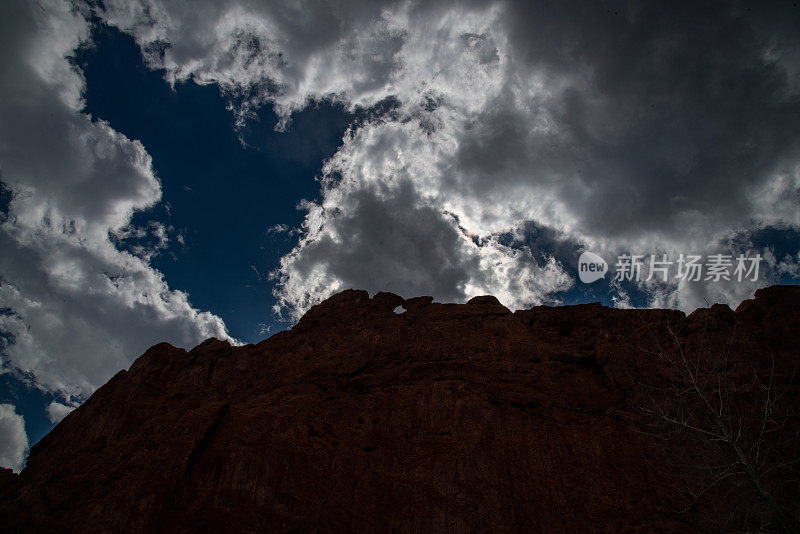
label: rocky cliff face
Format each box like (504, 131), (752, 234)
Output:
(1, 286), (798, 533)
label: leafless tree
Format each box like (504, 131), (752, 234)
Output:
(632, 316), (800, 532)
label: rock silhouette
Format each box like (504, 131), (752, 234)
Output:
(1, 286), (798, 532)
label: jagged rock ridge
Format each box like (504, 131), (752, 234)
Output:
(1, 286), (799, 532)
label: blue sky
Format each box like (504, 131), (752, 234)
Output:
(78, 22), (350, 343)
(1, 0), (799, 471)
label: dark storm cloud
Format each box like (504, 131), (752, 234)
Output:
(449, 0), (800, 240)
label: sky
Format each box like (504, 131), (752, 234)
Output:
(0, 0), (799, 472)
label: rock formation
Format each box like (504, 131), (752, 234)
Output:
(1, 286), (798, 532)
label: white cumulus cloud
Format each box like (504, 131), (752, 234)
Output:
(46, 401), (77, 424)
(0, 0), (235, 408)
(0, 404), (28, 473)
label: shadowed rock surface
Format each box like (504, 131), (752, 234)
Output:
(1, 286), (799, 532)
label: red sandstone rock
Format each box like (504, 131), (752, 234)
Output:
(1, 286), (798, 532)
